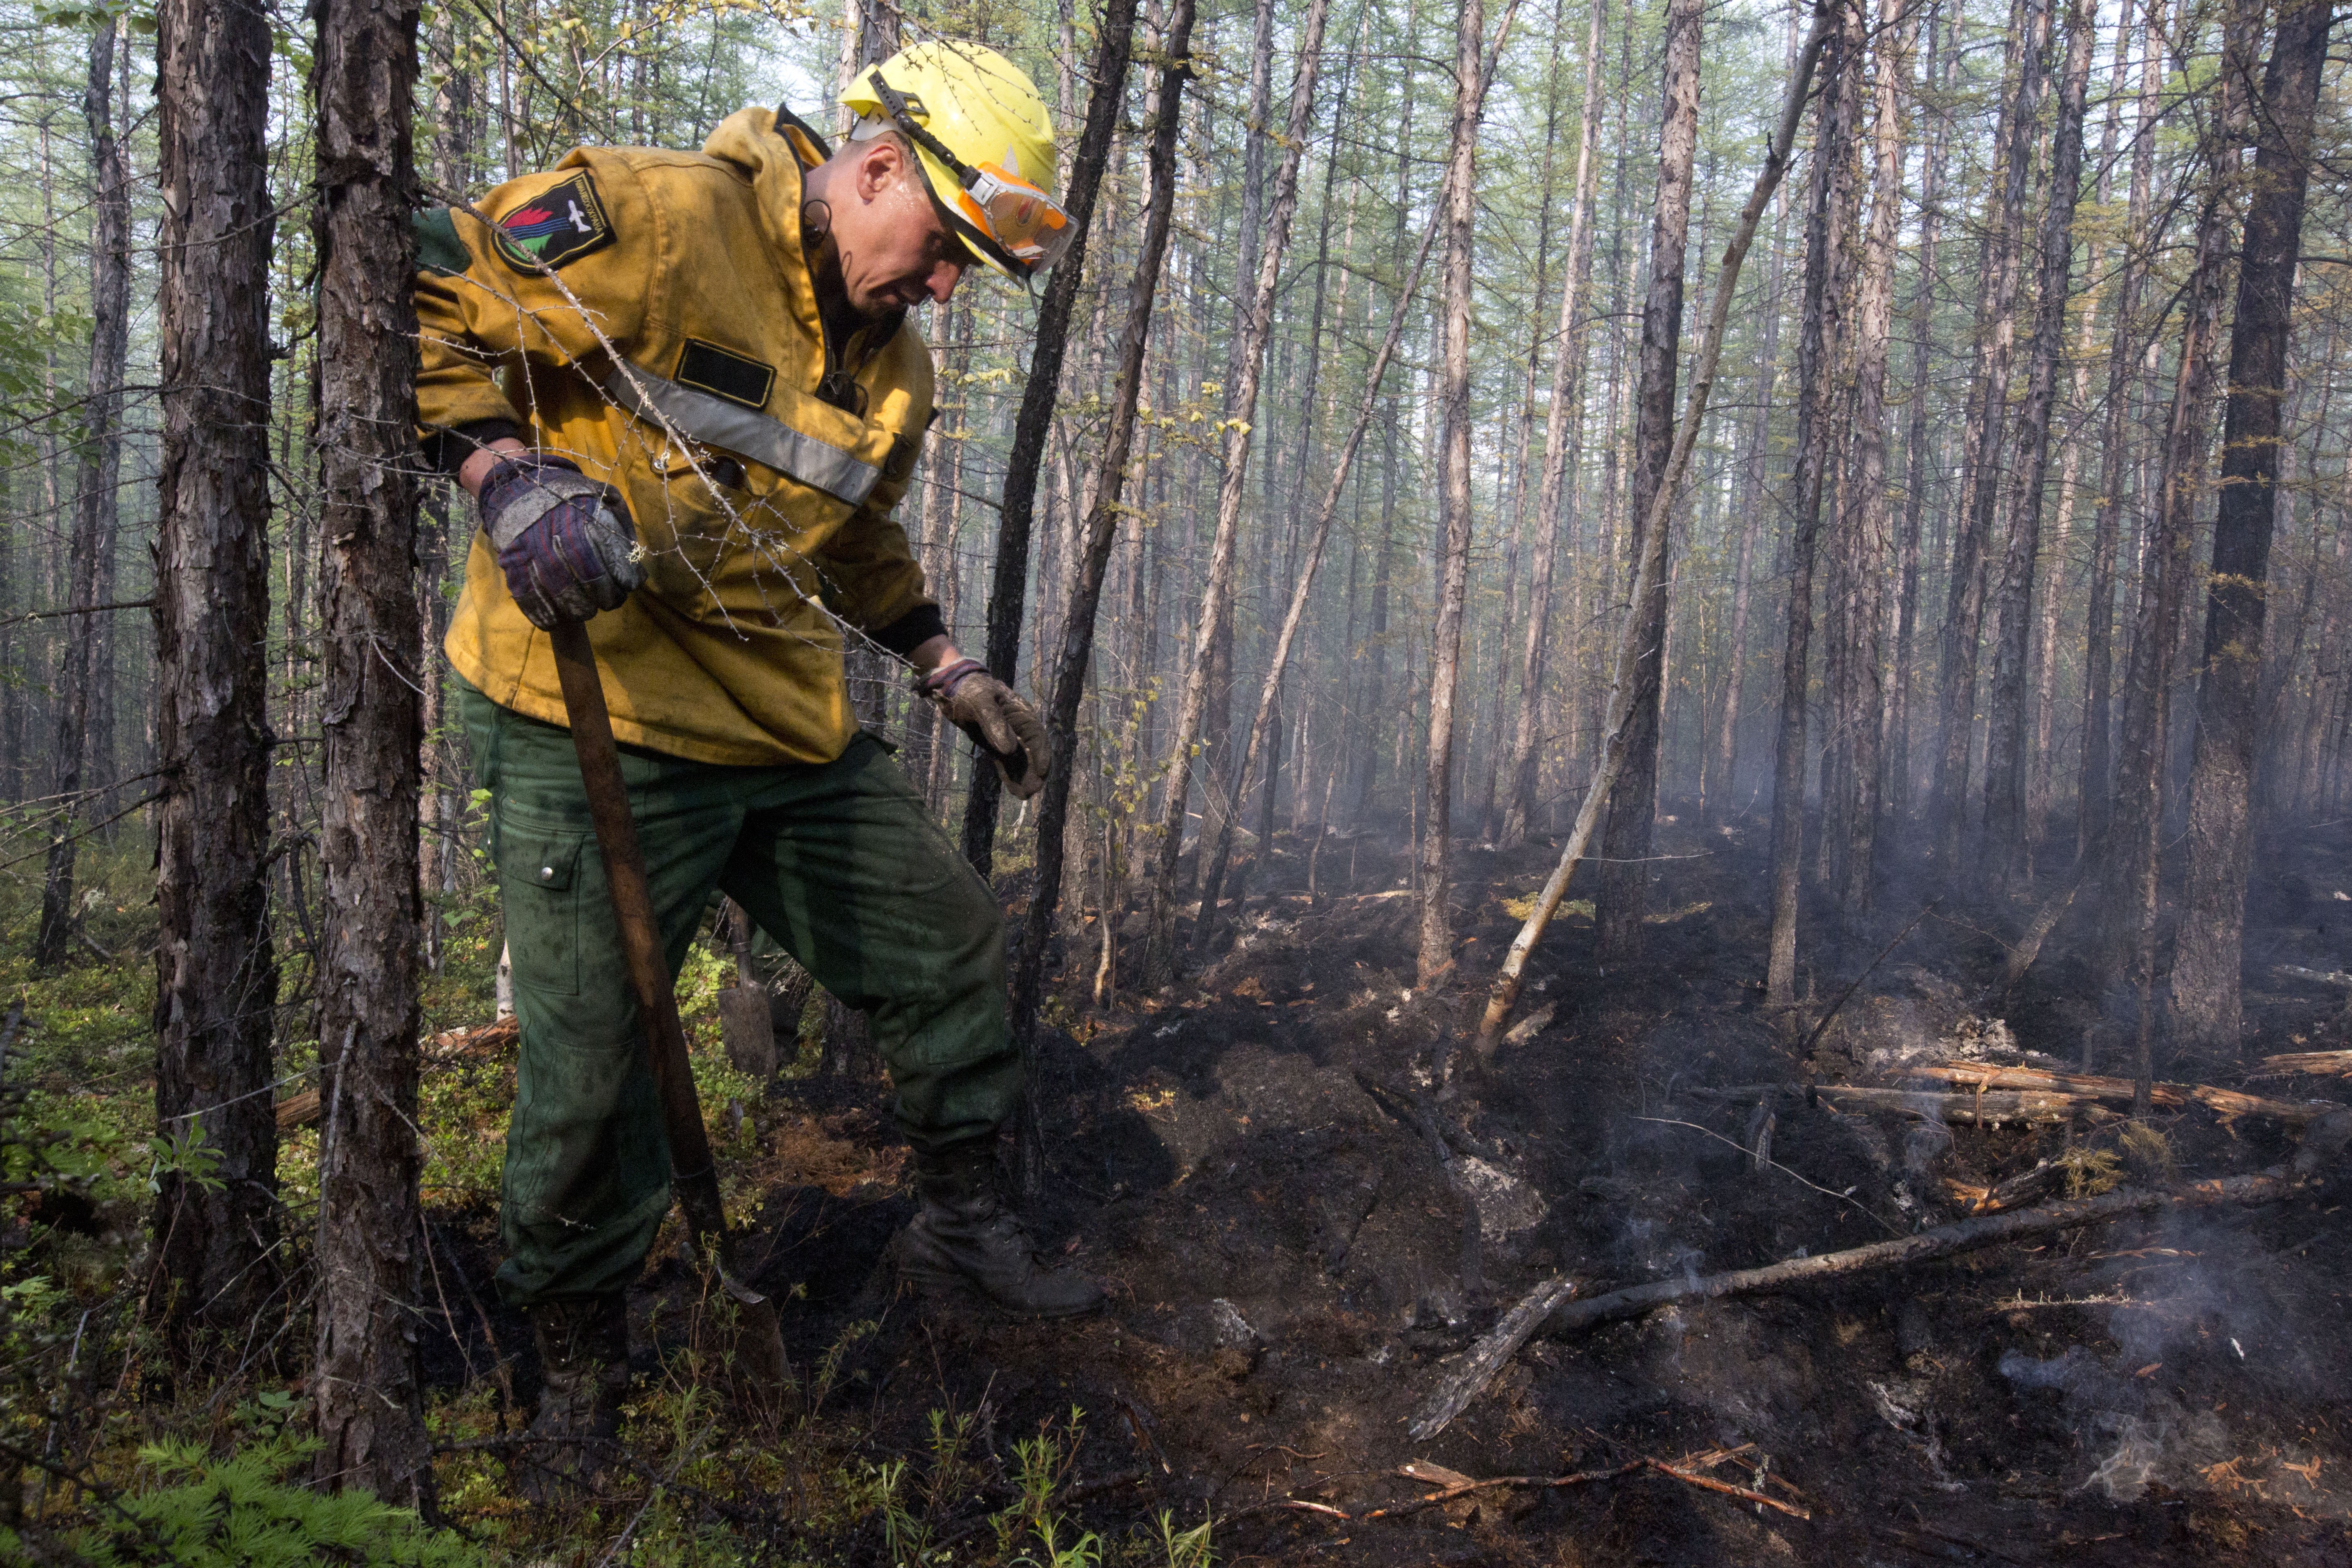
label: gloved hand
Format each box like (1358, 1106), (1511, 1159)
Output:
(921, 658), (1051, 799)
(477, 453), (644, 629)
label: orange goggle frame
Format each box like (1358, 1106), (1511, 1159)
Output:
(866, 70), (1075, 279)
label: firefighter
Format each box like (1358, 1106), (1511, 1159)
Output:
(413, 40), (1104, 1470)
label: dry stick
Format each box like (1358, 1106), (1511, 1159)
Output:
(1795, 899), (1936, 1055)
(1222, 1456), (1805, 1528)
(1476, 6), (1832, 1058)
(1411, 1163), (2313, 1440)
(1549, 1165), (2303, 1335)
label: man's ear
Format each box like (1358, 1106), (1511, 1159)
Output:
(853, 137), (909, 203)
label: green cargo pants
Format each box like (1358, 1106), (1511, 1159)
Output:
(458, 682), (1019, 1306)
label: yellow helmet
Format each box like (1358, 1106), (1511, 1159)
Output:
(840, 41), (1071, 281)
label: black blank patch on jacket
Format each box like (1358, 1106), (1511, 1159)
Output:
(676, 340), (777, 411)
(492, 172), (615, 272)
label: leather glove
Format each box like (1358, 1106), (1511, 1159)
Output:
(921, 658), (1051, 799)
(477, 452), (644, 629)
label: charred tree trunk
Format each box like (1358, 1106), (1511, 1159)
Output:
(1766, 0), (1862, 1008)
(1501, 0), (1608, 849)
(2171, 0), (2336, 1061)
(310, 0), (430, 1504)
(1980, 0), (2094, 884)
(33, 22), (129, 970)
(1007, 0), (1195, 1187)
(960, 0), (1143, 877)
(152, 0), (280, 1364)
(1591, 0), (1702, 964)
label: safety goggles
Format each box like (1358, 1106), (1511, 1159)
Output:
(864, 70), (1076, 279)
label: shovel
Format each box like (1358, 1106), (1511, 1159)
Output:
(546, 619), (793, 1409)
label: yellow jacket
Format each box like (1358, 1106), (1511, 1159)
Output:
(417, 107), (939, 766)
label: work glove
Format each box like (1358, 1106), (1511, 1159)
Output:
(921, 658), (1051, 800)
(477, 452), (644, 630)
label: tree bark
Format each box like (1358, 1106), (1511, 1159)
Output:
(310, 0), (430, 1505)
(1591, 0), (1702, 966)
(1980, 0), (2094, 884)
(1501, 0), (1608, 848)
(1766, 0), (1863, 1007)
(1006, 0), (1195, 1185)
(152, 0), (280, 1365)
(1139, 0), (1331, 984)
(960, 0), (1143, 876)
(2171, 0), (2336, 1060)
(33, 22), (129, 971)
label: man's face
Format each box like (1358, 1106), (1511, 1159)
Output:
(826, 138), (970, 319)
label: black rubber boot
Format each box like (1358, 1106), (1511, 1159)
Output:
(518, 1294), (629, 1501)
(894, 1143), (1105, 1319)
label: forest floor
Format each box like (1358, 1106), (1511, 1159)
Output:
(445, 808), (2352, 1564)
(12, 811), (2352, 1564)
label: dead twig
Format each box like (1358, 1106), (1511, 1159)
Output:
(1797, 901), (1938, 1056)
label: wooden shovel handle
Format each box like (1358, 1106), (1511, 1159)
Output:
(546, 620), (744, 1282)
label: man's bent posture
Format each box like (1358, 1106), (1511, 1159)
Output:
(413, 42), (1101, 1475)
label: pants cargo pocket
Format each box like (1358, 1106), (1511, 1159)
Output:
(498, 813), (589, 998)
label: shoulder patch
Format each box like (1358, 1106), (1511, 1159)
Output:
(412, 207), (472, 275)
(492, 172), (615, 272)
(675, 339), (777, 410)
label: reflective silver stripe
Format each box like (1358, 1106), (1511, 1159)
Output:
(604, 362), (880, 507)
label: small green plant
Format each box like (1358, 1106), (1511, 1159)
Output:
(42, 1426), (484, 1568)
(1149, 1510), (1215, 1568)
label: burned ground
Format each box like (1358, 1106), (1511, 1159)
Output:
(425, 816), (2352, 1564)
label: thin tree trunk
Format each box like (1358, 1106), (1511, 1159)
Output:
(1830, 0), (1914, 909)
(153, 0), (281, 1365)
(310, 0), (430, 1503)
(2080, 0), (2166, 856)
(1006, 0), (1195, 1188)
(1591, 0), (1703, 967)
(1887, 0), (1959, 828)
(34, 21), (129, 970)
(1929, 0), (2044, 866)
(2106, 160), (2236, 1102)
(1415, 0), (1499, 982)
(1501, 0), (1608, 849)
(959, 0), (1143, 876)
(1139, 0), (1331, 984)
(2171, 0), (2336, 1060)
(1766, 0), (1864, 1008)
(1980, 0), (2093, 884)
(1482, 7), (1833, 1050)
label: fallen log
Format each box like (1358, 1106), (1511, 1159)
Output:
(2275, 964), (2352, 991)
(1409, 1163), (2316, 1440)
(1908, 1063), (2187, 1108)
(1810, 1085), (2096, 1124)
(2253, 1049), (2352, 1079)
